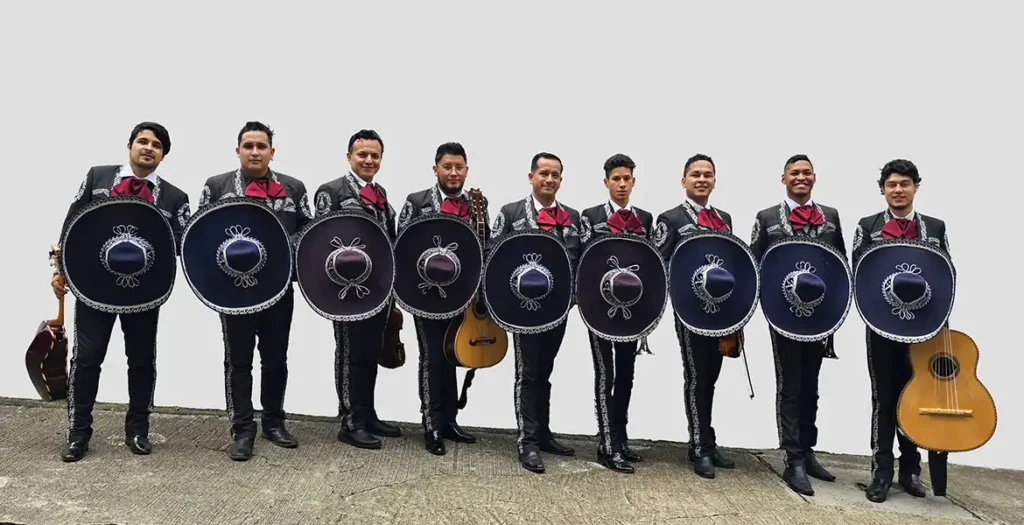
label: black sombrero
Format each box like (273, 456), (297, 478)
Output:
(295, 209), (395, 322)
(575, 234), (668, 342)
(181, 196), (293, 315)
(482, 229), (573, 334)
(854, 238), (955, 344)
(669, 231), (760, 337)
(60, 196), (177, 314)
(392, 213), (483, 320)
(759, 237), (852, 342)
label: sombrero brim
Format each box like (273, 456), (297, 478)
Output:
(669, 231), (760, 337)
(483, 229), (573, 334)
(60, 196), (177, 314)
(295, 210), (395, 322)
(393, 213), (483, 320)
(575, 234), (668, 341)
(854, 239), (955, 343)
(181, 197), (293, 315)
(759, 237), (852, 342)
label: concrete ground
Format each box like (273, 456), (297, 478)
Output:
(0, 397), (1020, 525)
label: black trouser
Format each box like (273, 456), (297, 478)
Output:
(334, 306), (388, 432)
(513, 321), (568, 454)
(413, 316), (460, 433)
(220, 287), (294, 439)
(675, 319), (724, 458)
(587, 330), (637, 454)
(866, 327), (926, 479)
(770, 328), (825, 467)
(66, 301), (160, 442)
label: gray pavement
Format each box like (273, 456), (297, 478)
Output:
(0, 397), (1019, 525)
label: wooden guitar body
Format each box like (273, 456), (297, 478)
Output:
(443, 297), (508, 369)
(26, 245), (69, 402)
(897, 327), (997, 453)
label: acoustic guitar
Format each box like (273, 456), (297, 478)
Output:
(897, 326), (997, 453)
(443, 188), (508, 370)
(25, 245), (69, 402)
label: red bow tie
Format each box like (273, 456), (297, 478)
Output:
(789, 205), (824, 229)
(696, 208), (728, 232)
(245, 179), (286, 199)
(111, 177), (154, 203)
(607, 208), (643, 234)
(881, 217), (918, 240)
(537, 206), (571, 231)
(359, 183), (386, 209)
(440, 197), (469, 219)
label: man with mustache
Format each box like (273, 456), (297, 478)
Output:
(851, 159), (951, 503)
(54, 121), (190, 462)
(198, 121), (314, 460)
(395, 142), (490, 455)
(492, 152), (581, 473)
(651, 153), (739, 479)
(749, 154), (846, 495)
(313, 129), (402, 450)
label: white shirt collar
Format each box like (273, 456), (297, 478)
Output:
(686, 198), (708, 211)
(533, 195), (557, 212)
(889, 209), (917, 221)
(786, 197), (813, 210)
(117, 164), (159, 184)
(438, 184), (466, 199)
(609, 200), (632, 212)
(349, 170), (371, 188)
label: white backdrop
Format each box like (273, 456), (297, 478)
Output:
(2, 2), (1020, 470)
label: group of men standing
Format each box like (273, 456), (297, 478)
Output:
(51, 120), (957, 505)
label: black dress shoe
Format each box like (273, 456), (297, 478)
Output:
(519, 450), (545, 473)
(540, 437), (575, 456)
(229, 436), (254, 461)
(693, 456), (715, 479)
(61, 441), (89, 462)
(620, 442), (642, 462)
(425, 431), (446, 456)
(783, 465), (815, 496)
(125, 434), (152, 455)
(865, 476), (892, 503)
(262, 426), (298, 448)
(898, 473), (926, 498)
(367, 418), (402, 438)
(710, 449), (735, 469)
(442, 422), (476, 443)
(338, 428), (382, 449)
(598, 450), (635, 473)
(805, 451), (835, 482)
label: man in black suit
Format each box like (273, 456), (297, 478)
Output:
(578, 153), (653, 473)
(312, 129), (402, 450)
(198, 121), (314, 460)
(852, 159), (951, 503)
(492, 152), (581, 473)
(749, 154), (845, 495)
(652, 153), (739, 479)
(54, 121), (191, 462)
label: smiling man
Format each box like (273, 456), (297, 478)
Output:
(749, 154), (846, 496)
(312, 129), (402, 451)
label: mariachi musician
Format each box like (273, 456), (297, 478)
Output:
(578, 153), (666, 473)
(749, 154), (846, 495)
(490, 151), (580, 473)
(189, 120), (313, 460)
(655, 154), (760, 479)
(393, 142), (488, 455)
(851, 159), (953, 503)
(55, 121), (187, 462)
(312, 129), (402, 449)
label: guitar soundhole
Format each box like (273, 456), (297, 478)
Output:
(473, 299), (488, 317)
(929, 354), (959, 381)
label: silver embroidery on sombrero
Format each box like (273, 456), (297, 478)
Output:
(416, 235), (461, 299)
(509, 253), (553, 311)
(882, 263), (931, 320)
(782, 261), (825, 317)
(691, 254), (732, 314)
(99, 225), (155, 289)
(600, 255), (642, 320)
(216, 225), (267, 288)
(325, 236), (373, 300)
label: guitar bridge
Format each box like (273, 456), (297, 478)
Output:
(470, 337), (496, 346)
(919, 408), (973, 417)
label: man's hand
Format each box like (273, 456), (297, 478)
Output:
(51, 273), (67, 299)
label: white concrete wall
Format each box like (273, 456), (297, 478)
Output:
(2, 1), (1020, 470)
